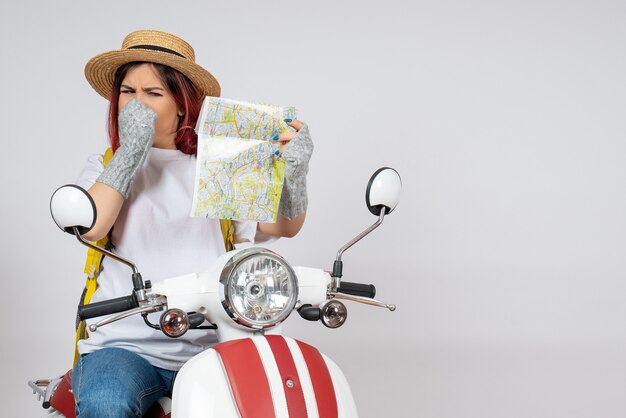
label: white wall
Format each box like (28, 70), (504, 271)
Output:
(2, 0), (625, 417)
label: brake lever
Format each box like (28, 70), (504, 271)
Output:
(330, 292), (396, 311)
(88, 297), (166, 332)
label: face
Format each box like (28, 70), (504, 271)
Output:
(118, 63), (182, 149)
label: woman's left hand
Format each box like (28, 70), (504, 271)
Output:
(273, 119), (305, 153)
(274, 119), (314, 220)
(258, 119), (313, 237)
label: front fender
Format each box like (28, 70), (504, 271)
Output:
(172, 336), (358, 418)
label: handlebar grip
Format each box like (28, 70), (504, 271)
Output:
(338, 282), (376, 298)
(78, 295), (138, 320)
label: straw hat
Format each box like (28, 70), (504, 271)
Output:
(84, 29), (220, 99)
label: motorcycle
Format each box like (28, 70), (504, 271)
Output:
(29, 167), (402, 417)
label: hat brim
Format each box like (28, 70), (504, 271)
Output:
(85, 49), (221, 100)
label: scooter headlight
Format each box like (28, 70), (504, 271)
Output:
(220, 248), (298, 329)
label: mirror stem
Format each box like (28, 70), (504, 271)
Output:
(73, 227), (148, 302)
(331, 210), (386, 291)
(73, 227), (139, 274)
(335, 210), (386, 262)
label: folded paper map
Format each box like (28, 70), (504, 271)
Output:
(197, 97), (297, 141)
(191, 97), (297, 222)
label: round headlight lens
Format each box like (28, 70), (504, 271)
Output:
(220, 248), (298, 328)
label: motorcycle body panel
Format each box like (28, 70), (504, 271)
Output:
(151, 258), (333, 342)
(170, 348), (240, 417)
(172, 336), (358, 418)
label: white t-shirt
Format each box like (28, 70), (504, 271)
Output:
(75, 147), (258, 370)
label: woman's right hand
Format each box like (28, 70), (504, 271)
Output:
(82, 100), (157, 241)
(96, 99), (157, 199)
(118, 99), (157, 153)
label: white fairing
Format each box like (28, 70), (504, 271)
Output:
(172, 339), (358, 418)
(294, 266), (332, 306)
(367, 168), (402, 213)
(152, 248), (356, 417)
(50, 185), (95, 231)
(151, 249), (332, 341)
(323, 353), (359, 417)
(171, 349), (240, 417)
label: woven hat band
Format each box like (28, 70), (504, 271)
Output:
(127, 45), (186, 59)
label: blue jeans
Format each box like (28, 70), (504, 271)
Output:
(72, 347), (177, 418)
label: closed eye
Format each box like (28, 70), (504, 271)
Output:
(120, 84), (135, 94)
(144, 87), (165, 97)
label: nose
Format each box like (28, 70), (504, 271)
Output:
(134, 92), (148, 105)
(123, 94), (153, 111)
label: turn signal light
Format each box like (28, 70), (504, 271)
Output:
(320, 300), (348, 328)
(159, 308), (190, 338)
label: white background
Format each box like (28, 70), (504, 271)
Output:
(2, 1), (626, 417)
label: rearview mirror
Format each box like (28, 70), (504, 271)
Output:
(365, 167), (402, 216)
(331, 167), (402, 291)
(50, 185), (97, 235)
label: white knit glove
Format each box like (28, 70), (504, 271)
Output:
(96, 99), (157, 198)
(279, 123), (313, 219)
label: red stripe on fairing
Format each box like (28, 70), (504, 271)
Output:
(297, 340), (338, 418)
(266, 336), (308, 417)
(214, 339), (276, 418)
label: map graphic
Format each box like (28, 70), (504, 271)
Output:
(191, 97), (297, 222)
(197, 97), (297, 141)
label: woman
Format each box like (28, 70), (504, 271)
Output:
(71, 30), (313, 417)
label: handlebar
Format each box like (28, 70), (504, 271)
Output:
(337, 281), (376, 299)
(78, 295), (138, 320)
